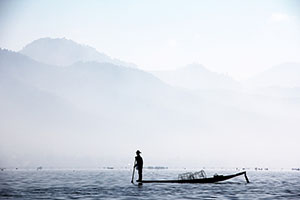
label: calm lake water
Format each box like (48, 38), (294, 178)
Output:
(0, 169), (300, 199)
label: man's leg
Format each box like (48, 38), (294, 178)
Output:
(138, 169), (142, 181)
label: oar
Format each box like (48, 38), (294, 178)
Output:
(131, 163), (135, 184)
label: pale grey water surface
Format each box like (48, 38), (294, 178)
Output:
(0, 169), (300, 199)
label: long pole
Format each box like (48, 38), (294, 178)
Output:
(244, 172), (250, 183)
(131, 162), (135, 184)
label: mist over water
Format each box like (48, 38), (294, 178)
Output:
(0, 38), (300, 169)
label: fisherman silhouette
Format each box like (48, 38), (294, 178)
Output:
(134, 150), (143, 182)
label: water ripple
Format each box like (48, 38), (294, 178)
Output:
(0, 170), (300, 199)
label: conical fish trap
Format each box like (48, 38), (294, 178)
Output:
(178, 170), (206, 180)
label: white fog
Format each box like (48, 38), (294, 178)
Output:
(0, 1), (300, 170)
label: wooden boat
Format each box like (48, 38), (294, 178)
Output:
(138, 171), (249, 184)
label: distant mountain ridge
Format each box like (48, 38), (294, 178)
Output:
(20, 37), (137, 68)
(245, 63), (300, 88)
(151, 63), (240, 90)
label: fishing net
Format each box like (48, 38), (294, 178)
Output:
(178, 170), (207, 180)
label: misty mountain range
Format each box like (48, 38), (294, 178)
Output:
(151, 64), (241, 90)
(1, 38), (299, 168)
(20, 37), (137, 68)
(245, 62), (300, 88)
(13, 37), (300, 90)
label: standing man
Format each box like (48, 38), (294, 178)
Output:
(134, 150), (143, 182)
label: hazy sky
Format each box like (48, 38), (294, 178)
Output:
(0, 0), (299, 80)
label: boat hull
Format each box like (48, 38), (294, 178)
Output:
(139, 171), (249, 184)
